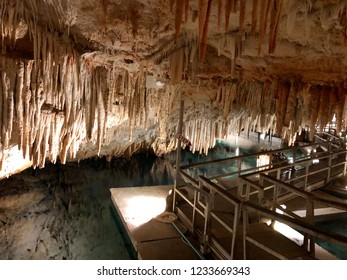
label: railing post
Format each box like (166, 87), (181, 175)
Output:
(271, 182), (278, 228)
(237, 178), (243, 198)
(191, 181), (201, 234)
(230, 203), (240, 259)
(237, 158), (242, 176)
(304, 163), (309, 191)
(293, 148), (296, 163)
(327, 154), (332, 183)
(175, 99), (185, 189)
(201, 187), (214, 255)
(242, 205), (248, 260)
(304, 199), (315, 257)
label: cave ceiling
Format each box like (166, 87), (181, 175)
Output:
(1, 0), (347, 176)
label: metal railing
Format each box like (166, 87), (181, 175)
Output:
(173, 136), (347, 259)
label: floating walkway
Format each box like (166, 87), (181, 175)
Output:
(111, 132), (347, 260)
(110, 186), (202, 260)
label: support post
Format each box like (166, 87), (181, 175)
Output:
(175, 99), (184, 185)
(173, 99), (185, 212)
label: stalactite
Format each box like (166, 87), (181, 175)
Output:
(15, 61), (24, 150)
(184, 0), (190, 22)
(286, 0), (298, 36)
(175, 0), (184, 42)
(239, 0), (246, 35)
(251, 0), (259, 36)
(225, 0), (232, 32)
(170, 0), (175, 12)
(283, 81), (297, 128)
(274, 80), (290, 136)
(0, 70), (3, 168)
(308, 85), (321, 140)
(339, 4), (347, 45)
(268, 0), (283, 54)
(1, 71), (10, 148)
(258, 0), (271, 55)
(96, 70), (106, 155)
(198, 0), (213, 61)
(336, 85), (347, 133)
(318, 86), (330, 132)
(218, 0), (222, 30)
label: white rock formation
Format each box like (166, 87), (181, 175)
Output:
(1, 0), (347, 177)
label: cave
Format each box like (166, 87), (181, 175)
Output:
(1, 0), (347, 260)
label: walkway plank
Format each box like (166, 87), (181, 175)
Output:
(110, 186), (201, 260)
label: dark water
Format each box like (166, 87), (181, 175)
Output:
(316, 218), (347, 259)
(0, 141), (248, 260)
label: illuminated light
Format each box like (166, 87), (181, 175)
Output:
(257, 154), (270, 170)
(155, 80), (165, 88)
(313, 159), (320, 164)
(235, 147), (240, 156)
(260, 133), (266, 140)
(124, 195), (166, 228)
(271, 221), (304, 246)
(275, 204), (286, 215)
(0, 145), (32, 178)
(332, 114), (336, 122)
(345, 186), (347, 190)
(313, 149), (317, 153)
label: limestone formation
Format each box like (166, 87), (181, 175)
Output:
(1, 0), (347, 177)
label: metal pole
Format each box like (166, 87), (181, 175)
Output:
(175, 99), (184, 186)
(173, 99), (184, 211)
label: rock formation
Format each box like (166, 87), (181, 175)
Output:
(1, 0), (347, 177)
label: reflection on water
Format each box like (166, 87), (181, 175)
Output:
(316, 218), (347, 259)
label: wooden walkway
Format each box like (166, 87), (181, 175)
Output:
(110, 186), (202, 260)
(110, 134), (347, 260)
(175, 136), (347, 260)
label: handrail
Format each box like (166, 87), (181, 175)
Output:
(200, 175), (241, 206)
(175, 136), (347, 259)
(243, 200), (347, 248)
(259, 174), (347, 211)
(238, 147), (346, 182)
(179, 170), (199, 186)
(181, 139), (344, 170)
